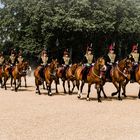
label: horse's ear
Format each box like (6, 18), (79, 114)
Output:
(55, 59), (57, 61)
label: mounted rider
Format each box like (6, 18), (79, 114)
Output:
(8, 49), (18, 75)
(17, 50), (24, 64)
(39, 49), (49, 82)
(9, 49), (17, 66)
(82, 44), (95, 81)
(62, 49), (71, 80)
(0, 51), (5, 72)
(130, 43), (140, 83)
(105, 42), (117, 82)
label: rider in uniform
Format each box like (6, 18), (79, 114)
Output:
(130, 43), (139, 83)
(105, 42), (117, 82)
(9, 49), (17, 75)
(0, 51), (5, 72)
(62, 49), (71, 80)
(9, 49), (17, 66)
(82, 44), (95, 81)
(39, 49), (49, 81)
(17, 50), (24, 64)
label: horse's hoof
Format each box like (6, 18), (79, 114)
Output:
(98, 100), (102, 103)
(118, 97), (122, 101)
(111, 93), (117, 96)
(77, 94), (81, 98)
(86, 98), (90, 101)
(49, 92), (52, 96)
(122, 93), (127, 97)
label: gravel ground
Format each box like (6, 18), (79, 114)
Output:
(0, 74), (140, 140)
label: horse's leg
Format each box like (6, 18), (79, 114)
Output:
(14, 78), (17, 92)
(138, 87), (140, 99)
(111, 81), (119, 96)
(11, 77), (13, 90)
(63, 80), (66, 93)
(55, 80), (58, 93)
(35, 78), (41, 95)
(71, 80), (75, 93)
(43, 81), (45, 89)
(76, 80), (80, 91)
(0, 77), (2, 88)
(122, 80), (129, 97)
(100, 85), (107, 98)
(97, 85), (102, 102)
(16, 78), (21, 91)
(118, 83), (122, 100)
(78, 81), (84, 99)
(86, 84), (91, 101)
(3, 76), (8, 90)
(24, 76), (27, 87)
(67, 80), (71, 94)
(48, 84), (52, 96)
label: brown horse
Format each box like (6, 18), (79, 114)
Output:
(10, 62), (29, 91)
(56, 64), (78, 94)
(20, 61), (31, 87)
(111, 57), (133, 100)
(75, 57), (107, 102)
(34, 59), (58, 95)
(135, 64), (140, 98)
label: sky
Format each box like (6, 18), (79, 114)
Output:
(0, 2), (4, 8)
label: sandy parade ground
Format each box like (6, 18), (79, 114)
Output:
(0, 73), (140, 140)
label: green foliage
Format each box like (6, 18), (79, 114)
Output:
(0, 0), (140, 60)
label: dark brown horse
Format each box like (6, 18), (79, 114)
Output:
(135, 64), (140, 98)
(111, 57), (133, 100)
(75, 57), (107, 102)
(56, 64), (78, 94)
(34, 59), (58, 95)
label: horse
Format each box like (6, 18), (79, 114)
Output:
(111, 57), (133, 100)
(10, 62), (29, 92)
(34, 59), (59, 95)
(135, 64), (140, 98)
(75, 57), (107, 102)
(56, 63), (78, 94)
(20, 61), (31, 87)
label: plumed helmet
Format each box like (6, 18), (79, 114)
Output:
(63, 49), (69, 56)
(132, 44), (138, 52)
(41, 49), (47, 56)
(18, 49), (22, 56)
(11, 49), (16, 55)
(87, 47), (92, 51)
(109, 44), (115, 51)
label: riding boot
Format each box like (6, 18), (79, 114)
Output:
(62, 66), (67, 81)
(82, 66), (89, 81)
(130, 70), (135, 83)
(106, 65), (112, 82)
(39, 66), (44, 83)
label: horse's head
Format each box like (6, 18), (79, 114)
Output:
(50, 59), (59, 70)
(125, 56), (134, 71)
(70, 63), (78, 71)
(118, 57), (133, 72)
(96, 57), (106, 71)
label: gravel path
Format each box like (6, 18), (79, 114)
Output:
(0, 75), (140, 140)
